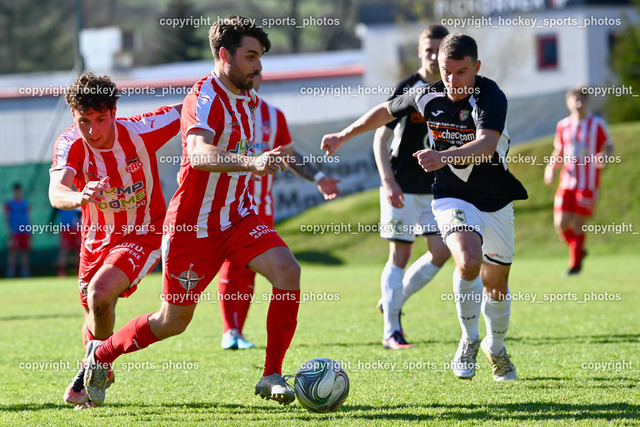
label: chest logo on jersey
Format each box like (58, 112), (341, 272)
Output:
(430, 126), (476, 147)
(97, 181), (146, 211)
(126, 156), (143, 173)
(459, 110), (470, 121)
(229, 138), (251, 156)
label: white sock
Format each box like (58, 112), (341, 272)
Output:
(381, 262), (404, 338)
(402, 256), (441, 304)
(452, 269), (482, 342)
(481, 291), (511, 355)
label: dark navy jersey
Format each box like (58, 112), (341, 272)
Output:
(388, 75), (528, 212)
(385, 73), (435, 194)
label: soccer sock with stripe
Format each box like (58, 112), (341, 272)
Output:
(481, 291), (511, 355)
(402, 255), (441, 304)
(452, 269), (482, 342)
(381, 262), (405, 338)
(263, 288), (299, 376)
(95, 313), (159, 365)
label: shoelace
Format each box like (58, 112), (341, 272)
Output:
(281, 374), (296, 392)
(459, 341), (477, 363)
(491, 352), (514, 375)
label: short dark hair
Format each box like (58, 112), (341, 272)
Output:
(439, 33), (478, 62)
(65, 72), (118, 113)
(12, 183), (22, 191)
(567, 86), (588, 100)
(208, 15), (271, 61)
(420, 25), (449, 41)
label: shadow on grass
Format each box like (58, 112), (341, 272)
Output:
(293, 251), (343, 265)
(0, 313), (81, 322)
(510, 334), (640, 345)
(3, 401), (638, 422)
(337, 402), (640, 422)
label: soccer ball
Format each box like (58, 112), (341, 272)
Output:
(294, 358), (349, 413)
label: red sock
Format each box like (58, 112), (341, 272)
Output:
(561, 229), (576, 246)
(85, 325), (112, 345)
(218, 261), (238, 332)
(218, 261), (256, 333)
(86, 325), (97, 342)
(263, 288), (300, 376)
(95, 313), (159, 365)
(571, 233), (586, 268)
(236, 269), (256, 334)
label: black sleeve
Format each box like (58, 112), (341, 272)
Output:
(384, 81), (410, 130)
(475, 80), (507, 133)
(387, 85), (425, 119)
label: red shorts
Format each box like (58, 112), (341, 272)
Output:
(162, 214), (287, 305)
(78, 233), (162, 308)
(554, 188), (597, 217)
(10, 233), (31, 251)
(60, 230), (81, 251)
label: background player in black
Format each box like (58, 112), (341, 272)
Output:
(373, 25), (450, 349)
(322, 34), (527, 381)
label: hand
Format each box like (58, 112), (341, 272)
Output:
(594, 151), (608, 170)
(317, 176), (341, 200)
(252, 146), (286, 175)
(321, 132), (345, 156)
(79, 176), (110, 206)
(413, 149), (445, 172)
(383, 179), (404, 208)
(543, 165), (556, 186)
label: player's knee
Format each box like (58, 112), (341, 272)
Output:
(430, 247), (450, 267)
(153, 311), (192, 338)
(87, 287), (115, 313)
(273, 258), (301, 291)
(457, 255), (482, 280)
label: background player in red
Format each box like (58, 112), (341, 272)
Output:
(50, 72), (181, 408)
(5, 183), (31, 278)
(217, 72), (341, 350)
(81, 16), (301, 407)
(372, 25), (451, 350)
(544, 87), (613, 275)
(51, 207), (82, 277)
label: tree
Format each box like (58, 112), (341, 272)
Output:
(606, 0), (640, 123)
(154, 0), (207, 64)
(0, 0), (74, 74)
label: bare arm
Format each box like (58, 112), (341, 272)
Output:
(414, 128), (501, 172)
(169, 103), (183, 115)
(281, 145), (341, 200)
(544, 145), (563, 185)
(49, 168), (110, 210)
(373, 126), (404, 208)
(187, 128), (284, 175)
(321, 102), (395, 156)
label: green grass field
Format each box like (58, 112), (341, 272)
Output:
(1, 123), (639, 425)
(1, 256), (639, 425)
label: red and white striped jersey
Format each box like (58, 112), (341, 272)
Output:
(51, 106), (180, 253)
(165, 72), (259, 237)
(250, 99), (294, 224)
(554, 114), (612, 191)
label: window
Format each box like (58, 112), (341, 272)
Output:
(537, 35), (558, 70)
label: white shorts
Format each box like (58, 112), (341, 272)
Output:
(432, 197), (515, 266)
(379, 188), (440, 243)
